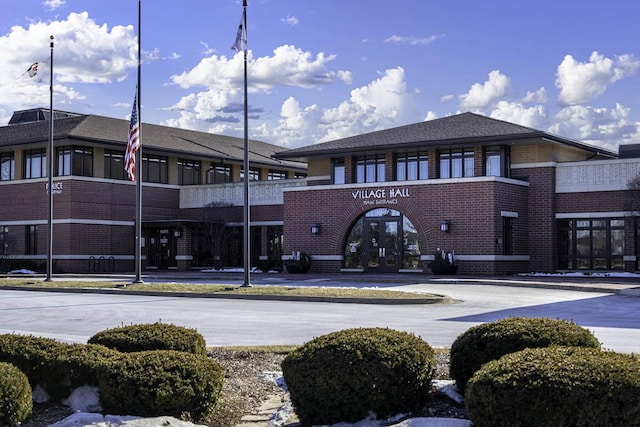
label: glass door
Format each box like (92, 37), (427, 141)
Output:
(364, 219), (400, 273)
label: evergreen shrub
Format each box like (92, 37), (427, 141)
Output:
(0, 362), (32, 426)
(449, 317), (600, 391)
(97, 350), (224, 421)
(88, 322), (207, 356)
(281, 327), (435, 426)
(465, 346), (640, 427)
(0, 334), (63, 384)
(40, 343), (120, 401)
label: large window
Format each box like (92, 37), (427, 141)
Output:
(104, 149), (126, 180)
(0, 152), (14, 181)
(558, 218), (624, 270)
(241, 167), (260, 181)
(439, 148), (474, 178)
(485, 146), (510, 177)
(355, 155), (385, 183)
(332, 158), (345, 184)
(396, 152), (428, 181)
(24, 149), (46, 179)
(25, 225), (38, 255)
(267, 169), (287, 180)
(57, 146), (93, 177)
(178, 159), (201, 185)
(207, 165), (231, 184)
(142, 154), (168, 183)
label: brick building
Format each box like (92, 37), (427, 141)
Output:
(2, 109), (639, 275)
(275, 112), (640, 275)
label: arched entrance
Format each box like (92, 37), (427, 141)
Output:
(343, 208), (421, 273)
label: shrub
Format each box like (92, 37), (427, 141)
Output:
(465, 346), (640, 427)
(97, 350), (224, 421)
(40, 343), (120, 401)
(0, 334), (64, 385)
(449, 317), (600, 391)
(0, 362), (32, 426)
(88, 322), (207, 356)
(281, 327), (435, 426)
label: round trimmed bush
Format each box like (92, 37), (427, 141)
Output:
(40, 343), (120, 401)
(281, 327), (435, 426)
(0, 362), (32, 426)
(0, 334), (64, 384)
(88, 322), (207, 356)
(450, 317), (600, 391)
(465, 346), (640, 427)
(97, 350), (224, 421)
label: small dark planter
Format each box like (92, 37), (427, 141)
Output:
(430, 263), (458, 275)
(285, 253), (311, 274)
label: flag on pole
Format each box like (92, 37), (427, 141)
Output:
(231, 10), (247, 52)
(124, 92), (140, 181)
(27, 62), (38, 78)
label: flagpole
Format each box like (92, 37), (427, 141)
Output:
(133, 0), (143, 283)
(241, 0), (251, 287)
(45, 35), (54, 282)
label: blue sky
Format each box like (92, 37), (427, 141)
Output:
(1, 0), (640, 151)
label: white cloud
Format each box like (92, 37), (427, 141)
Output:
(459, 70), (511, 110)
(384, 35), (442, 46)
(43, 0), (65, 11)
(489, 101), (548, 130)
(282, 15), (299, 26)
(440, 94), (454, 103)
(0, 12), (137, 112)
(556, 51), (640, 106)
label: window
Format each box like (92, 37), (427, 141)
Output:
(294, 172), (307, 179)
(24, 149), (47, 179)
(142, 154), (168, 183)
(558, 218), (624, 270)
(241, 167), (260, 181)
(503, 217), (514, 255)
(207, 165), (231, 184)
(438, 148), (474, 178)
(26, 225), (38, 255)
(178, 159), (201, 185)
(267, 169), (287, 180)
(0, 226), (8, 255)
(104, 150), (126, 180)
(332, 158), (345, 184)
(355, 155), (385, 183)
(485, 146), (510, 177)
(56, 146), (93, 177)
(396, 152), (428, 181)
(0, 152), (15, 181)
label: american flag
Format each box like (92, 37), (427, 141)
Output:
(124, 92), (140, 181)
(231, 10), (247, 52)
(27, 62), (38, 78)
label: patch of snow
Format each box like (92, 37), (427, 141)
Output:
(7, 269), (37, 274)
(62, 385), (101, 413)
(32, 384), (49, 403)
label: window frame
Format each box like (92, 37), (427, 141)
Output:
(177, 158), (201, 185)
(438, 148), (474, 179)
(396, 152), (428, 181)
(24, 148), (47, 179)
(332, 158), (345, 184)
(267, 169), (287, 180)
(207, 164), (232, 184)
(104, 149), (127, 180)
(355, 155), (385, 183)
(0, 152), (15, 181)
(558, 218), (625, 270)
(142, 154), (169, 184)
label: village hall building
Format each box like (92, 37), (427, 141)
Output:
(2, 108), (640, 275)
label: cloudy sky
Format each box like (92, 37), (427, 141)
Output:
(1, 0), (640, 151)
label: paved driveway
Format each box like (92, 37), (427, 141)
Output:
(0, 280), (638, 352)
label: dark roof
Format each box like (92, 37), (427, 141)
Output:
(0, 113), (305, 170)
(275, 112), (616, 159)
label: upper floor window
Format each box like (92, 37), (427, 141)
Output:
(241, 167), (261, 182)
(0, 152), (15, 181)
(355, 155), (385, 183)
(294, 172), (307, 179)
(104, 149), (126, 180)
(57, 146), (93, 177)
(178, 159), (201, 185)
(332, 158), (345, 184)
(267, 169), (287, 180)
(142, 154), (168, 184)
(396, 152), (428, 181)
(439, 148), (474, 178)
(24, 149), (46, 179)
(485, 146), (510, 177)
(207, 165), (231, 184)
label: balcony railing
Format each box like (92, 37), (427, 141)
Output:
(179, 178), (308, 208)
(556, 158), (640, 193)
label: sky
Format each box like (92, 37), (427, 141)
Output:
(2, 1), (640, 152)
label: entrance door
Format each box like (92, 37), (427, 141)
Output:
(146, 228), (177, 269)
(364, 218), (400, 273)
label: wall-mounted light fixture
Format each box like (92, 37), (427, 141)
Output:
(174, 228), (182, 238)
(440, 220), (451, 233)
(311, 223), (322, 235)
